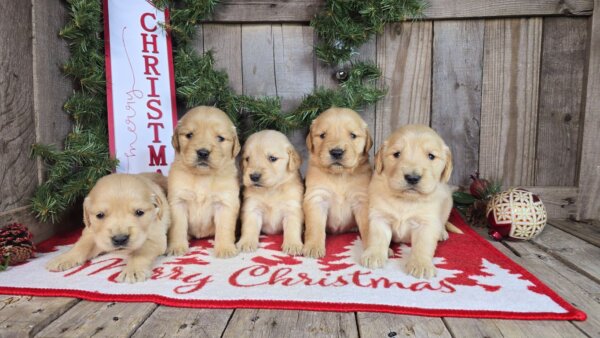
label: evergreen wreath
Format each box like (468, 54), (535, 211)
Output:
(31, 0), (426, 223)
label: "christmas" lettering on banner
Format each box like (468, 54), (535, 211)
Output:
(104, 0), (177, 174)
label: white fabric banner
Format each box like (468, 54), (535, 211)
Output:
(104, 0), (177, 174)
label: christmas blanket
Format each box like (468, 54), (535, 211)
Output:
(0, 211), (585, 320)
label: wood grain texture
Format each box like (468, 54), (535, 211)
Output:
(206, 0), (593, 22)
(36, 301), (157, 338)
(431, 20), (484, 187)
(132, 307), (233, 338)
(524, 186), (578, 219)
(535, 18), (588, 187)
(203, 24), (243, 94)
(273, 24), (314, 174)
(357, 313), (451, 337)
(222, 309), (359, 338)
(444, 316), (585, 337)
(0, 296), (78, 338)
(577, 0), (600, 220)
(0, 1), (37, 212)
(375, 21), (432, 149)
(549, 218), (600, 247)
(479, 18), (542, 186)
(532, 225), (600, 283)
(501, 235), (600, 337)
(242, 25), (276, 97)
(32, 0), (72, 184)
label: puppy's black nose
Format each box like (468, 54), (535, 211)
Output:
(196, 148), (210, 159)
(111, 234), (130, 247)
(329, 148), (345, 159)
(404, 174), (421, 185)
(250, 173), (261, 182)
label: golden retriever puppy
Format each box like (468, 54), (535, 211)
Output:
(361, 124), (461, 279)
(303, 107), (373, 258)
(167, 106), (241, 258)
(236, 130), (304, 255)
(46, 173), (170, 283)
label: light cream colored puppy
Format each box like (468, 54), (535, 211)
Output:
(167, 106), (241, 258)
(46, 173), (170, 283)
(361, 124), (462, 279)
(303, 107), (373, 258)
(236, 130), (304, 255)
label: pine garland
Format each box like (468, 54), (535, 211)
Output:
(31, 0), (425, 223)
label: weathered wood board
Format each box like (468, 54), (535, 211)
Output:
(479, 18), (542, 186)
(0, 1), (37, 212)
(431, 20), (484, 187)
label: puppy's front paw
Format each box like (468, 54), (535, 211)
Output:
(302, 242), (325, 258)
(236, 237), (259, 253)
(361, 249), (388, 269)
(405, 255), (436, 279)
(440, 229), (449, 241)
(214, 243), (238, 258)
(46, 254), (84, 272)
(282, 240), (303, 256)
(115, 266), (150, 283)
(166, 241), (189, 256)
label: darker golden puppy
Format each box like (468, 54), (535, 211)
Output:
(361, 124), (461, 279)
(237, 130), (304, 255)
(302, 107), (373, 258)
(46, 173), (170, 283)
(167, 106), (241, 258)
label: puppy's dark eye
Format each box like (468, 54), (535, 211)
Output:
(217, 135), (225, 142)
(135, 209), (145, 217)
(350, 132), (357, 139)
(96, 212), (105, 219)
(319, 133), (326, 139)
(268, 155), (278, 162)
(428, 153), (436, 160)
(245, 157), (249, 162)
(185, 132), (193, 139)
(393, 152), (401, 158)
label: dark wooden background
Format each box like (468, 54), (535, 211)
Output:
(1, 0), (598, 242)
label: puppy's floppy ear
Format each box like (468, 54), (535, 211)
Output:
(231, 127), (241, 158)
(82, 197), (92, 228)
(305, 128), (314, 154)
(441, 145), (453, 183)
(374, 142), (386, 174)
(364, 128), (374, 155)
(171, 126), (180, 153)
(151, 194), (164, 220)
(287, 147), (302, 171)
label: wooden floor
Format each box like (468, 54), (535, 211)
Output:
(1, 219), (599, 338)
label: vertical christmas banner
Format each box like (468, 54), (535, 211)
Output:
(104, 0), (177, 174)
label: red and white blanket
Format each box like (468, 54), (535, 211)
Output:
(0, 211), (585, 320)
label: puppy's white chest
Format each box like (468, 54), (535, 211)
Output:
(184, 190), (218, 238)
(326, 193), (356, 234)
(261, 206), (284, 235)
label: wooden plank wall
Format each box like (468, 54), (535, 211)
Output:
(197, 14), (592, 220)
(0, 1), (72, 242)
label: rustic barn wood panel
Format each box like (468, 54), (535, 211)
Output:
(479, 18), (542, 186)
(535, 17), (588, 187)
(203, 24), (243, 94)
(209, 0), (594, 22)
(375, 21), (432, 149)
(577, 0), (600, 220)
(431, 20), (485, 187)
(32, 1), (72, 184)
(0, 1), (37, 213)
